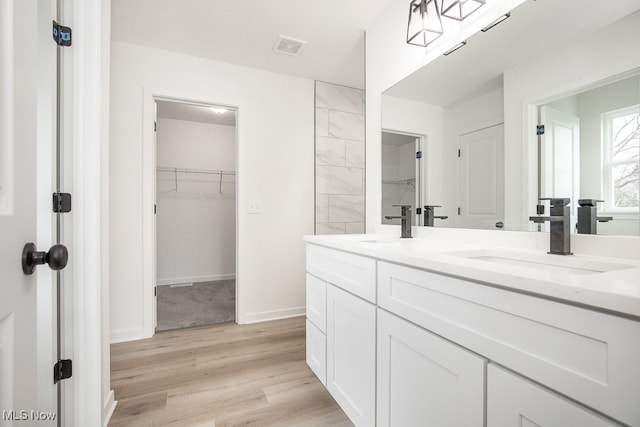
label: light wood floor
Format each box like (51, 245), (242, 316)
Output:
(109, 316), (352, 427)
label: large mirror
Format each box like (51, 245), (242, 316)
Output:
(382, 0), (640, 236)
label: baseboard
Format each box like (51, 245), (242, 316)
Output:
(156, 274), (236, 286)
(102, 390), (117, 427)
(241, 306), (305, 324)
(110, 328), (145, 344)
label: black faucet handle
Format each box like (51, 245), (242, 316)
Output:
(578, 199), (604, 207)
(424, 205), (442, 209)
(392, 204), (412, 208)
(539, 197), (570, 207)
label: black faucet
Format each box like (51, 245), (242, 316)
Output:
(385, 204), (412, 238)
(529, 198), (572, 255)
(423, 205), (448, 227)
(577, 199), (612, 235)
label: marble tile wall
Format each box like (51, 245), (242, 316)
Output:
(315, 81), (365, 235)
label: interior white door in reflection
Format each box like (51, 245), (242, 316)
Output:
(458, 124), (505, 230)
(540, 106), (580, 231)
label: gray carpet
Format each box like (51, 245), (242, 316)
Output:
(156, 280), (235, 332)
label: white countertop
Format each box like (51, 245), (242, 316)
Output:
(304, 233), (640, 319)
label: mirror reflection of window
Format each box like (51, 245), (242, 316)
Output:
(602, 106), (640, 211)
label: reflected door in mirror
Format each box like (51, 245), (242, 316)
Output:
(457, 124), (504, 229)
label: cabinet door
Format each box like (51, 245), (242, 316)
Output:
(306, 319), (326, 386)
(377, 309), (487, 427)
(326, 284), (376, 427)
(488, 364), (620, 427)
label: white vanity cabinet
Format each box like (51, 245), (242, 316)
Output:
(377, 308), (486, 427)
(377, 260), (640, 426)
(305, 244), (377, 427)
(305, 240), (640, 427)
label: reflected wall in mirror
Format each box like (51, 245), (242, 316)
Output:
(381, 0), (640, 235)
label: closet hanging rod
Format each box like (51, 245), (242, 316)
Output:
(156, 166), (236, 176)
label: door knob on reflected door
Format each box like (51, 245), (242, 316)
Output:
(22, 242), (68, 275)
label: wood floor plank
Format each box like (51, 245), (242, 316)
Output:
(109, 317), (352, 426)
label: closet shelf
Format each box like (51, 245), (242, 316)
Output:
(157, 166), (236, 193)
(383, 178), (415, 185)
(157, 166), (236, 176)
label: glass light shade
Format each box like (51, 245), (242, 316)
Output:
(407, 0), (444, 47)
(441, 0), (485, 21)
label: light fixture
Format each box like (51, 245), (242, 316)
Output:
(209, 107), (228, 114)
(443, 40), (467, 55)
(481, 12), (510, 32)
(441, 0), (485, 21)
(407, 0), (444, 47)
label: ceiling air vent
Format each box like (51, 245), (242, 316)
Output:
(273, 35), (307, 56)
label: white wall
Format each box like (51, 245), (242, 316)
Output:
(366, 0), (524, 232)
(110, 41), (314, 342)
(155, 118), (236, 284)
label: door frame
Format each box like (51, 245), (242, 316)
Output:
(61, 0), (114, 424)
(142, 88), (240, 338)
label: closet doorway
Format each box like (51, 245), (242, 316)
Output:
(154, 100), (237, 331)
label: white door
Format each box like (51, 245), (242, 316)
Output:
(458, 124), (505, 229)
(540, 106), (580, 231)
(1, 0), (57, 423)
(377, 309), (486, 427)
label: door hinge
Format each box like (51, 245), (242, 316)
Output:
(154, 287), (157, 297)
(457, 149), (461, 157)
(416, 151), (422, 159)
(53, 359), (72, 384)
(536, 125), (545, 136)
(154, 121), (157, 132)
(53, 192), (72, 213)
(52, 21), (72, 47)
(154, 204), (157, 214)
(457, 207), (461, 215)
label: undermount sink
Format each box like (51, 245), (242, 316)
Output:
(446, 249), (634, 276)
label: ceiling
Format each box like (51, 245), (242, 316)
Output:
(111, 0), (396, 89)
(384, 0), (640, 107)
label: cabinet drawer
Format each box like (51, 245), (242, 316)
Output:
(306, 274), (326, 332)
(306, 244), (376, 303)
(306, 319), (326, 386)
(488, 364), (619, 426)
(378, 261), (640, 426)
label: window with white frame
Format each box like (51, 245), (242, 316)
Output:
(602, 105), (640, 212)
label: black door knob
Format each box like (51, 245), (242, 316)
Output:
(22, 242), (69, 275)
